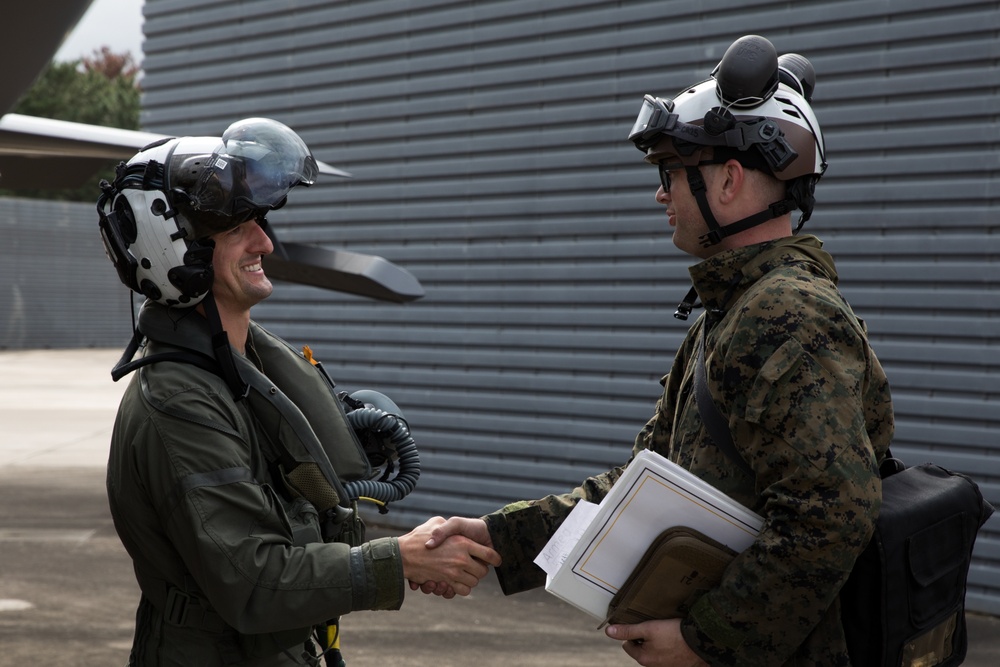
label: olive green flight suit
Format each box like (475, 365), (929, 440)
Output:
(107, 301), (404, 666)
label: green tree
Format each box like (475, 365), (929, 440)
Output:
(1, 47), (141, 201)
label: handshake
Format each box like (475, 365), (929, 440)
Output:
(397, 516), (498, 598)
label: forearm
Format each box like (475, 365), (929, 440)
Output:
(485, 463), (629, 595)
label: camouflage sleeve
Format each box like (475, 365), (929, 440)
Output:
(484, 462), (630, 595)
(680, 282), (889, 664)
(483, 372), (678, 596)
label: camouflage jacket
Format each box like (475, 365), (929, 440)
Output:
(484, 235), (894, 666)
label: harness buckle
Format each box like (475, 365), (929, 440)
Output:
(699, 228), (724, 247)
(164, 587), (191, 626)
(163, 586), (227, 632)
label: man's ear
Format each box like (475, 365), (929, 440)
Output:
(717, 159), (745, 205)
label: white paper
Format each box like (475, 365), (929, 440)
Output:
(538, 449), (764, 620)
(533, 499), (599, 576)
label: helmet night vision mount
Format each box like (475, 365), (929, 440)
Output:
(629, 34), (827, 250)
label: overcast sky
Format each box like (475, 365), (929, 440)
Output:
(55, 0), (145, 63)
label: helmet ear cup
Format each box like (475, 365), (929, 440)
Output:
(712, 35), (779, 107)
(114, 196), (138, 245)
(167, 239), (215, 301)
(98, 195), (141, 294)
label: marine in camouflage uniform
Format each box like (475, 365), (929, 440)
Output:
(466, 36), (895, 666)
(484, 234), (893, 665)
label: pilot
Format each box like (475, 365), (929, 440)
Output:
(97, 117), (500, 666)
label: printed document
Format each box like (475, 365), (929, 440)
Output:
(534, 449), (763, 620)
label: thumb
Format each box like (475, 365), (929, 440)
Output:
(605, 623), (642, 641)
(425, 521), (455, 548)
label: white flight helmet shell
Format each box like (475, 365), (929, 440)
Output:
(629, 35), (826, 182)
(628, 35), (828, 242)
(97, 118), (320, 307)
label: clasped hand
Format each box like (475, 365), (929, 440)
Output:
(413, 518), (708, 667)
(398, 516), (500, 597)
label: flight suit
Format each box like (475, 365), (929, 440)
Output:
(107, 301), (404, 666)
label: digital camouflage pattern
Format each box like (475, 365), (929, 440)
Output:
(484, 234), (894, 666)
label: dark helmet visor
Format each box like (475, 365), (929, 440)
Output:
(166, 118), (319, 228)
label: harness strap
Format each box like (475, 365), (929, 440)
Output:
(694, 321), (754, 478)
(133, 568), (227, 633)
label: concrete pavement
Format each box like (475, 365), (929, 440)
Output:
(0, 348), (997, 666)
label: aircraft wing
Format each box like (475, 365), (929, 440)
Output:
(0, 113), (169, 188)
(1, 0), (422, 303)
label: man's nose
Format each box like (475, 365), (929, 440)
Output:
(655, 185), (671, 204)
(251, 219), (274, 254)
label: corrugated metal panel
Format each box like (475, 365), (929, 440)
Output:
(140, 0), (1000, 613)
(0, 197), (131, 349)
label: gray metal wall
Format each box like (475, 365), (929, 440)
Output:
(0, 196), (131, 349)
(138, 0), (1000, 615)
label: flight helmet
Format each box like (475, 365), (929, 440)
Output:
(97, 117), (320, 307)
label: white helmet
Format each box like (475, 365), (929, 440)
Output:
(97, 118), (320, 306)
(628, 35), (827, 246)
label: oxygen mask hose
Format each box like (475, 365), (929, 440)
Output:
(343, 391), (420, 506)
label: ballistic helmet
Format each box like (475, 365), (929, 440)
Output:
(628, 35), (827, 246)
(97, 118), (320, 307)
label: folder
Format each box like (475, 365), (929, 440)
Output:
(533, 449), (763, 621)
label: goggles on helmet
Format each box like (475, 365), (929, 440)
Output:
(628, 92), (796, 173)
(166, 118), (319, 225)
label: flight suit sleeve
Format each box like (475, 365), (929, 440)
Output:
(136, 396), (404, 635)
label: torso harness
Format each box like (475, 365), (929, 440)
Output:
(112, 299), (421, 538)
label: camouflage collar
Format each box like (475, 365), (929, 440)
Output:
(688, 235), (838, 313)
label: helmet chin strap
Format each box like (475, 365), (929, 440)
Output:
(673, 165), (796, 321)
(200, 291), (250, 400)
(684, 165), (796, 248)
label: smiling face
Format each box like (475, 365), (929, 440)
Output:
(208, 219), (274, 319)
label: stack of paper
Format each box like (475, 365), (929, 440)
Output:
(533, 449), (763, 620)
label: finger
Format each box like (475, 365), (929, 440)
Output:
(620, 637), (643, 661)
(428, 581), (451, 596)
(606, 624), (641, 642)
(449, 580), (473, 596)
(463, 560), (490, 583)
(425, 518), (461, 548)
(449, 569), (481, 592)
(471, 544), (502, 567)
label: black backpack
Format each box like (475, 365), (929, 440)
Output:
(694, 329), (994, 666)
(839, 458), (993, 667)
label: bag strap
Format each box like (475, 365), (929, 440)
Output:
(694, 323), (754, 478)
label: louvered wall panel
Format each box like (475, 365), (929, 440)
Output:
(136, 0), (1000, 613)
(0, 197), (130, 349)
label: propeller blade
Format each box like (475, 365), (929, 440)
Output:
(262, 227), (424, 303)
